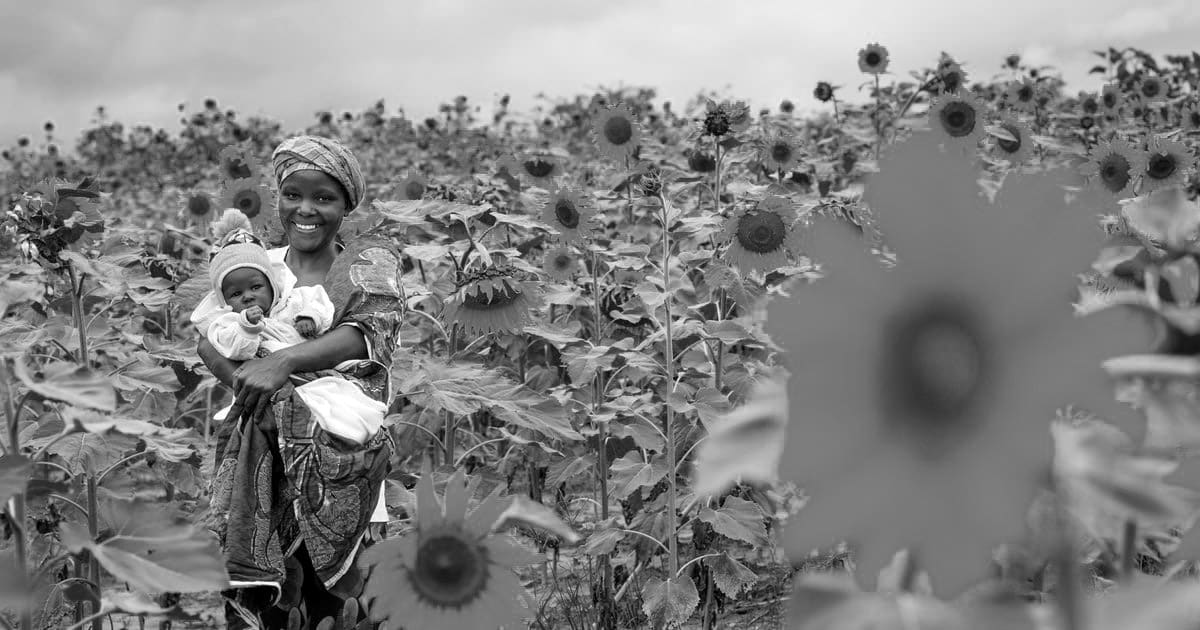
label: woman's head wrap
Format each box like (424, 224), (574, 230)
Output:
(271, 136), (365, 211)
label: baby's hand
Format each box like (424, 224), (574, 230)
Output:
(243, 306), (264, 325)
(295, 316), (318, 338)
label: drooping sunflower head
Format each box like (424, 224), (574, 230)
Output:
(937, 61), (968, 95)
(542, 245), (578, 282)
(444, 266), (543, 336)
(1137, 75), (1165, 102)
(988, 116), (1034, 167)
(813, 81), (836, 103)
(1101, 83), (1123, 115)
(857, 43), (890, 75)
(686, 148), (717, 173)
(592, 103), (642, 164)
(498, 152), (564, 188)
(398, 172), (428, 200)
(217, 144), (258, 182)
(540, 188), (595, 243)
(928, 91), (987, 149)
(1005, 78), (1038, 113)
(1080, 138), (1147, 200)
(761, 132), (801, 173)
(363, 470), (538, 630)
(217, 176), (274, 233)
(1139, 135), (1197, 195)
(701, 99), (751, 137)
(719, 196), (806, 276)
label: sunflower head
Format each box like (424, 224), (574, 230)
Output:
(498, 152), (564, 188)
(443, 267), (543, 336)
(1140, 136), (1197, 195)
(1080, 139), (1147, 200)
(217, 144), (258, 182)
(177, 189), (217, 234)
(398, 172), (428, 200)
(217, 176), (275, 233)
(1080, 115), (1096, 131)
(761, 133), (801, 173)
(1005, 78), (1038, 113)
(1079, 91), (1100, 115)
(363, 470), (538, 630)
(928, 91), (987, 148)
(540, 188), (595, 243)
(1137, 75), (1165, 102)
(686, 149), (717, 173)
(701, 99), (751, 137)
(592, 103), (642, 164)
(542, 245), (578, 282)
(813, 81), (836, 103)
(988, 116), (1034, 166)
(857, 43), (890, 75)
(719, 196), (805, 276)
(1101, 83), (1124, 114)
(937, 61), (968, 95)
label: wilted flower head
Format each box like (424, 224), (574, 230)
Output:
(857, 43), (890, 75)
(592, 103), (642, 163)
(701, 99), (751, 137)
(936, 60), (968, 95)
(444, 266), (543, 335)
(1080, 138), (1146, 200)
(765, 131), (1151, 594)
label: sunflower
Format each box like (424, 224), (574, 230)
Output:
(813, 81), (836, 103)
(592, 103), (641, 164)
(686, 149), (717, 173)
(363, 470), (538, 630)
(765, 131), (1152, 595)
(988, 115), (1035, 166)
(700, 99), (751, 138)
(760, 133), (801, 173)
(443, 266), (543, 336)
(1101, 83), (1124, 116)
(857, 43), (890, 75)
(540, 188), (596, 243)
(1182, 102), (1200, 132)
(1079, 91), (1100, 116)
(218, 176), (274, 234)
(1080, 139), (1147, 200)
(719, 196), (805, 276)
(927, 91), (987, 150)
(1005, 78), (1038, 114)
(176, 188), (217, 235)
(937, 61), (968, 95)
(398, 172), (428, 200)
(542, 245), (578, 282)
(1139, 135), (1197, 195)
(1137, 75), (1166, 103)
(498, 152), (564, 188)
(216, 143), (258, 183)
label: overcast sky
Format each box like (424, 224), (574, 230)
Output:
(3, 0), (1199, 146)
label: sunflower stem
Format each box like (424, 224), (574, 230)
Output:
(68, 262), (89, 367)
(873, 74), (882, 162)
(1120, 518), (1138, 581)
(658, 191), (680, 579)
(1051, 478), (1083, 630)
(589, 248), (615, 623)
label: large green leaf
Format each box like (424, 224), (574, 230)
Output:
(642, 575), (699, 629)
(709, 553), (757, 599)
(609, 451), (669, 500)
(59, 499), (229, 593)
(15, 359), (116, 412)
(697, 496), (767, 545)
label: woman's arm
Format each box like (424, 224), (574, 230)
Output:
(228, 325), (369, 424)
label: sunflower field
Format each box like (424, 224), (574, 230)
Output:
(5, 43), (1200, 629)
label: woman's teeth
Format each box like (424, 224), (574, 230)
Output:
(293, 223), (319, 233)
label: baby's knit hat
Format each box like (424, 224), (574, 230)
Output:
(208, 209), (282, 308)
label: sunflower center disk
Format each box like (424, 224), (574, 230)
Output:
(604, 117), (633, 145)
(704, 112), (731, 137)
(1148, 154), (1176, 180)
(771, 144), (792, 163)
(412, 533), (489, 607)
(234, 191), (260, 217)
(555, 201), (580, 229)
(882, 299), (988, 451)
(736, 212), (786, 253)
(866, 52), (881, 65)
(1100, 156), (1131, 191)
(940, 105), (974, 137)
(523, 159), (554, 178)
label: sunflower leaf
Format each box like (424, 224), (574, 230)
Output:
(709, 553), (758, 599)
(495, 495), (581, 546)
(609, 451), (670, 500)
(697, 496), (767, 545)
(642, 575), (699, 630)
(14, 359), (116, 412)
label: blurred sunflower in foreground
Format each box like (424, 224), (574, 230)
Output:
(363, 470), (538, 630)
(719, 196), (806, 276)
(217, 175), (274, 234)
(765, 131), (1153, 595)
(444, 265), (543, 335)
(592, 103), (641, 164)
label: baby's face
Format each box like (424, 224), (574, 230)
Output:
(221, 268), (274, 314)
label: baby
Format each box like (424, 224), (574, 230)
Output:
(190, 209), (385, 447)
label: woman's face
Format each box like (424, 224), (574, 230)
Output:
(277, 169), (348, 253)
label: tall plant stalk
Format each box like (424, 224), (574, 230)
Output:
(657, 191), (679, 579)
(590, 247), (615, 628)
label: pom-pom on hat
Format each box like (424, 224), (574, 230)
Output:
(208, 208), (282, 308)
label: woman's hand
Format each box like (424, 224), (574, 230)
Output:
(227, 351), (296, 426)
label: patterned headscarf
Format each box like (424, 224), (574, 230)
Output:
(271, 136), (366, 211)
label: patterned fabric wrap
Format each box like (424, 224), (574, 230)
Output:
(271, 136), (366, 211)
(203, 241), (403, 599)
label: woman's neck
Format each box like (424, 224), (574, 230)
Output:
(284, 245), (338, 286)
